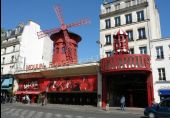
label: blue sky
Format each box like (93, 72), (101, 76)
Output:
(1, 0), (170, 60)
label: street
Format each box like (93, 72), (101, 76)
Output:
(1, 103), (146, 118)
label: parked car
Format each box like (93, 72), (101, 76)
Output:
(144, 97), (170, 118)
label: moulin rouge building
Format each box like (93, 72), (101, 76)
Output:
(14, 5), (154, 109)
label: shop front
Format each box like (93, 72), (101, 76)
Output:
(14, 62), (99, 106)
(100, 29), (154, 108)
(101, 54), (154, 108)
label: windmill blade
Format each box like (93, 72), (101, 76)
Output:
(54, 5), (64, 25)
(63, 30), (73, 61)
(63, 30), (71, 42)
(66, 18), (90, 29)
(37, 28), (61, 39)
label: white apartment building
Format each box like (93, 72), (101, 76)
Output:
(1, 21), (53, 92)
(100, 0), (161, 58)
(150, 38), (170, 102)
(99, 0), (169, 102)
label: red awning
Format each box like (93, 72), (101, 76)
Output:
(15, 91), (42, 95)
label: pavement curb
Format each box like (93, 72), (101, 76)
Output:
(11, 103), (144, 115)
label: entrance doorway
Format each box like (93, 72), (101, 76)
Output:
(47, 92), (97, 106)
(106, 73), (148, 108)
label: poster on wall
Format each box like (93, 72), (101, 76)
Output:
(18, 75), (97, 93)
(19, 80), (39, 90)
(46, 76), (97, 92)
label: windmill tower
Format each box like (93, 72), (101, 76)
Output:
(37, 5), (90, 66)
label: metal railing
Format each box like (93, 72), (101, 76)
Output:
(101, 0), (147, 14)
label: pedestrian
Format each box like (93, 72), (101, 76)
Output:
(120, 95), (125, 111)
(22, 95), (25, 103)
(37, 94), (41, 104)
(26, 95), (30, 104)
(41, 94), (45, 106)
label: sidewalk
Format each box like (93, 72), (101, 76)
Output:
(13, 102), (144, 115)
(108, 107), (144, 115)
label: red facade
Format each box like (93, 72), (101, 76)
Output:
(16, 75), (97, 94)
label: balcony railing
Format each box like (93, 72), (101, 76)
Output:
(100, 54), (151, 73)
(101, 0), (147, 14)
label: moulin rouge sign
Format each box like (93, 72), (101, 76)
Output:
(26, 62), (69, 70)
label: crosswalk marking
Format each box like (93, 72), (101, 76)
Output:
(64, 114), (73, 118)
(75, 116), (84, 118)
(4, 108), (16, 114)
(32, 111), (44, 118)
(45, 112), (53, 118)
(54, 113), (62, 118)
(20, 109), (29, 118)
(1, 107), (96, 118)
(12, 109), (23, 117)
(25, 110), (36, 118)
(1, 108), (10, 112)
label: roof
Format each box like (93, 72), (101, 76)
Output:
(50, 30), (82, 42)
(2, 25), (24, 40)
(114, 29), (128, 36)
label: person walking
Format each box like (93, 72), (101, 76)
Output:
(41, 94), (45, 106)
(120, 95), (125, 111)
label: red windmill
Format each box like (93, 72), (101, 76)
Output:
(37, 5), (90, 66)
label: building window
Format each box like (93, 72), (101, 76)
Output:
(2, 57), (5, 64)
(1, 67), (3, 74)
(137, 10), (144, 22)
(139, 46), (147, 54)
(156, 46), (164, 59)
(106, 7), (111, 13)
(105, 35), (111, 45)
(105, 19), (111, 29)
(126, 30), (133, 41)
(126, 0), (131, 7)
(106, 51), (112, 57)
(11, 55), (14, 63)
(129, 48), (134, 54)
(115, 3), (120, 10)
(138, 28), (146, 39)
(158, 68), (166, 81)
(13, 45), (16, 52)
(4, 48), (6, 54)
(125, 14), (132, 24)
(115, 16), (121, 26)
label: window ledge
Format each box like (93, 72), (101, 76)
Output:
(104, 44), (112, 46)
(155, 81), (170, 84)
(128, 40), (134, 42)
(136, 38), (147, 41)
(155, 58), (164, 61)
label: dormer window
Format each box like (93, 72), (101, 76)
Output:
(106, 7), (111, 13)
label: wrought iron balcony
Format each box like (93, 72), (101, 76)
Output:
(100, 0), (148, 18)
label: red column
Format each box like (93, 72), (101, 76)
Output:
(102, 76), (107, 108)
(147, 72), (154, 106)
